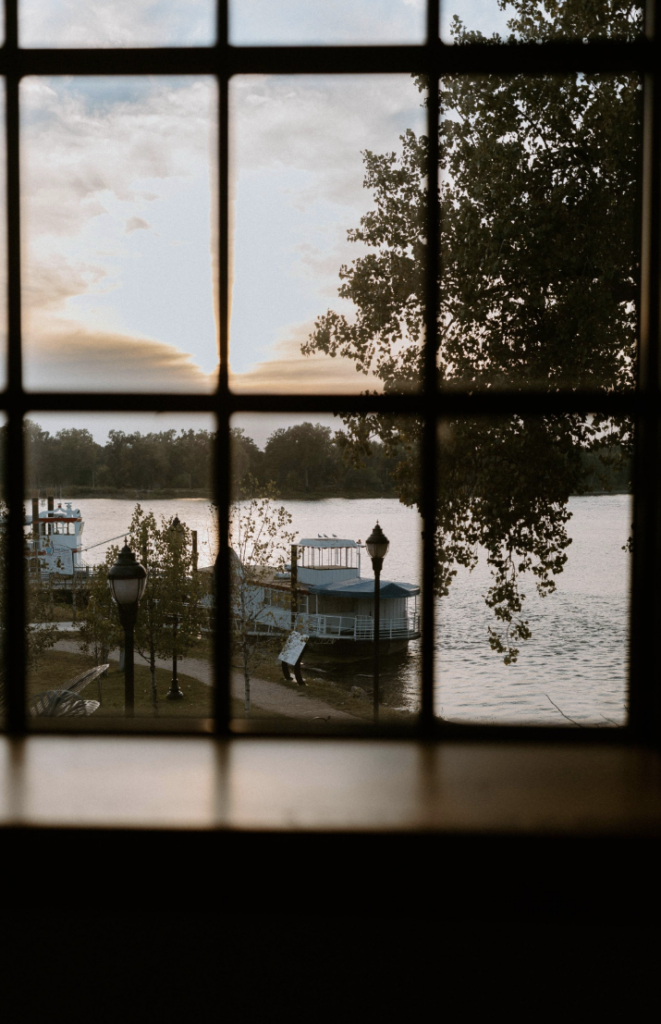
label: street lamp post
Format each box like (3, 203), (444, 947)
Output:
(166, 516), (185, 701)
(108, 542), (147, 717)
(366, 522), (390, 724)
(166, 611), (184, 701)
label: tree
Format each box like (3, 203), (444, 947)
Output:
(77, 506), (207, 714)
(127, 506), (206, 712)
(264, 422), (339, 493)
(231, 427), (264, 494)
(303, 0), (640, 661)
(76, 556), (123, 669)
(230, 483), (295, 715)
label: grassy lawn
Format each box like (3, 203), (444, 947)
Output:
(29, 642), (416, 726)
(27, 650), (282, 719)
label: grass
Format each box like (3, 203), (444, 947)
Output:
(29, 639), (416, 726)
(27, 649), (283, 720)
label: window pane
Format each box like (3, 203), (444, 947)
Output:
(21, 77), (218, 393)
(230, 413), (421, 730)
(230, 75), (426, 395)
(439, 73), (642, 391)
(440, 1), (644, 44)
(230, 0), (425, 45)
(20, 0), (216, 47)
(435, 414), (632, 726)
(24, 412), (216, 726)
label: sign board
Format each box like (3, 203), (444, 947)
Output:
(278, 631), (309, 667)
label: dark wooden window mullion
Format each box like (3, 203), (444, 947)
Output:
(3, 0), (26, 734)
(420, 0), (440, 734)
(215, 1), (231, 734)
(629, 45), (661, 742)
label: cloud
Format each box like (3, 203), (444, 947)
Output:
(229, 0), (425, 44)
(20, 0), (216, 47)
(231, 74), (424, 212)
(125, 216), (150, 233)
(24, 320), (216, 394)
(230, 322), (381, 395)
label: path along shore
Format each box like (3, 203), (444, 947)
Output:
(52, 630), (359, 724)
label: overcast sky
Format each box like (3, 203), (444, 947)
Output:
(17, 1), (510, 443)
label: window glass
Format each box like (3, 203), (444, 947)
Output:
(439, 72), (642, 391)
(24, 412), (216, 725)
(230, 0), (425, 45)
(21, 76), (218, 393)
(20, 0), (216, 48)
(435, 414), (632, 726)
(230, 75), (426, 395)
(230, 413), (421, 729)
(440, 1), (644, 44)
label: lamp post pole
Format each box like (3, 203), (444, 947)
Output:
(373, 560), (381, 723)
(109, 542), (147, 718)
(123, 606), (136, 715)
(366, 523), (390, 725)
(166, 612), (184, 700)
(166, 516), (185, 701)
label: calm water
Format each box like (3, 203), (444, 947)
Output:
(47, 494), (631, 726)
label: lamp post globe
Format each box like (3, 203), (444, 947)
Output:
(366, 522), (390, 569)
(366, 522), (389, 724)
(108, 542), (147, 717)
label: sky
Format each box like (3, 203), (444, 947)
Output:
(14, 1), (511, 444)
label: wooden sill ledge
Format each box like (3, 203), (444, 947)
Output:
(1, 735), (661, 835)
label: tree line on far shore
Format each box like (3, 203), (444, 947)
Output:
(0, 418), (631, 498)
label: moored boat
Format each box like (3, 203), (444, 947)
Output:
(249, 536), (420, 660)
(24, 496), (88, 578)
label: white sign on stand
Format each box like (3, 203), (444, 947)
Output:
(278, 631), (309, 684)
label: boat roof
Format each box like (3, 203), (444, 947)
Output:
(298, 537), (358, 548)
(309, 577), (420, 598)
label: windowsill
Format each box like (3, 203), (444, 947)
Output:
(1, 734), (660, 835)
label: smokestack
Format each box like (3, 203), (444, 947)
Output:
(47, 495), (54, 511)
(32, 498), (39, 539)
(191, 530), (198, 572)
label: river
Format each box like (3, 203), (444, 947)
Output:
(44, 493), (631, 726)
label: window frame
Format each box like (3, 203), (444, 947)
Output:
(0, 0), (658, 743)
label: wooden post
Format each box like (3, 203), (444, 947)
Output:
(192, 530), (198, 572)
(291, 543), (298, 629)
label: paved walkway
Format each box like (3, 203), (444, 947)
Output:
(52, 632), (359, 723)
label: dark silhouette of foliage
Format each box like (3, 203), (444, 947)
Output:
(303, 0), (640, 660)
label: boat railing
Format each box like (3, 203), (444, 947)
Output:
(295, 612), (420, 640)
(231, 607), (420, 640)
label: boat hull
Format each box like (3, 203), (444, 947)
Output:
(304, 635), (416, 662)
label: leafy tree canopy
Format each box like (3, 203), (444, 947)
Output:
(303, 0), (640, 661)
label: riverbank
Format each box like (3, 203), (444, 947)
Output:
(23, 486), (630, 501)
(45, 639), (363, 723)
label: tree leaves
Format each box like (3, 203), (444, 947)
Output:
(303, 1), (640, 662)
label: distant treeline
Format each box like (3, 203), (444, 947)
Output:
(231, 422), (404, 497)
(17, 421), (214, 495)
(0, 420), (632, 498)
